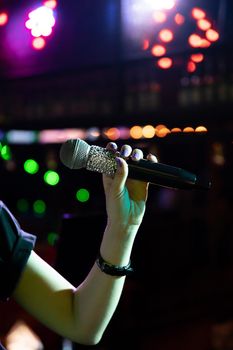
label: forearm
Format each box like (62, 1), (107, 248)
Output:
(72, 223), (139, 344)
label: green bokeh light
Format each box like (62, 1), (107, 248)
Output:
(47, 232), (59, 246)
(76, 188), (90, 203)
(1, 145), (11, 160)
(44, 170), (60, 186)
(33, 200), (46, 215)
(24, 159), (39, 174)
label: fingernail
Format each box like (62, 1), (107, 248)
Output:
(132, 152), (140, 160)
(116, 157), (123, 168)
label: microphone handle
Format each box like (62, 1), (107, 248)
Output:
(126, 159), (209, 190)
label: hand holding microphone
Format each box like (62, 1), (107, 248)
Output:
(59, 138), (211, 191)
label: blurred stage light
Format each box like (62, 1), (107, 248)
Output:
(123, 1), (220, 72)
(44, 0), (58, 10)
(158, 28), (174, 43)
(191, 7), (206, 20)
(190, 53), (204, 63)
(187, 61), (196, 73)
(142, 125), (156, 138)
(0, 144), (11, 160)
(205, 28), (219, 42)
(44, 170), (60, 186)
(157, 57), (173, 69)
(76, 188), (90, 203)
(33, 199), (46, 215)
(130, 125), (143, 139)
(24, 159), (40, 175)
(25, 6), (56, 38)
(0, 12), (8, 26)
(6, 130), (37, 144)
(47, 232), (59, 246)
(32, 36), (46, 50)
(152, 11), (167, 23)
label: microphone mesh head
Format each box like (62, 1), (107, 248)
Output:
(59, 139), (90, 169)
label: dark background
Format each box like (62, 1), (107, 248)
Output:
(0, 0), (233, 349)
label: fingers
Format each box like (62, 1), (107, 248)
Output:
(147, 153), (158, 163)
(105, 142), (157, 163)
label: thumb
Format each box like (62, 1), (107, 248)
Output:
(112, 157), (128, 192)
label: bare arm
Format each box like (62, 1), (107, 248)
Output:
(13, 143), (157, 345)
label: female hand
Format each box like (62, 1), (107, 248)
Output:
(102, 142), (158, 229)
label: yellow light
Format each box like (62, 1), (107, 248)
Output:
(142, 125), (156, 138)
(195, 126), (208, 132)
(130, 126), (143, 139)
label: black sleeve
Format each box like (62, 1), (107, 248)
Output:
(0, 201), (36, 301)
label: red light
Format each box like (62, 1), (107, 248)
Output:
(191, 8), (206, 20)
(142, 39), (150, 50)
(158, 29), (174, 43)
(157, 57), (173, 69)
(32, 37), (46, 50)
(0, 12), (8, 26)
(188, 34), (202, 48)
(190, 53), (204, 63)
(151, 44), (166, 57)
(197, 19), (211, 31)
(206, 29), (219, 42)
(187, 61), (196, 73)
(174, 13), (185, 25)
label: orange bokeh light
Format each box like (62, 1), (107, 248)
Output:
(197, 18), (211, 31)
(190, 53), (204, 63)
(200, 38), (211, 48)
(151, 44), (166, 57)
(188, 34), (202, 48)
(157, 57), (173, 69)
(44, 0), (58, 9)
(130, 126), (143, 139)
(155, 125), (170, 138)
(206, 29), (219, 42)
(105, 128), (120, 141)
(159, 29), (174, 43)
(171, 127), (182, 133)
(183, 127), (195, 133)
(32, 37), (46, 50)
(191, 7), (206, 20)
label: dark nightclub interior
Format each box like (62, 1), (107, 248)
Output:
(0, 0), (233, 349)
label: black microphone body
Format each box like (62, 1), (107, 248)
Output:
(59, 139), (211, 191)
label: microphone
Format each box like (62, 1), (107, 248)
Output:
(59, 139), (211, 191)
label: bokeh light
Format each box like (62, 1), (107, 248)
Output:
(25, 6), (56, 38)
(0, 12), (8, 26)
(24, 159), (39, 174)
(33, 200), (46, 215)
(76, 188), (90, 203)
(44, 170), (60, 186)
(157, 57), (173, 69)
